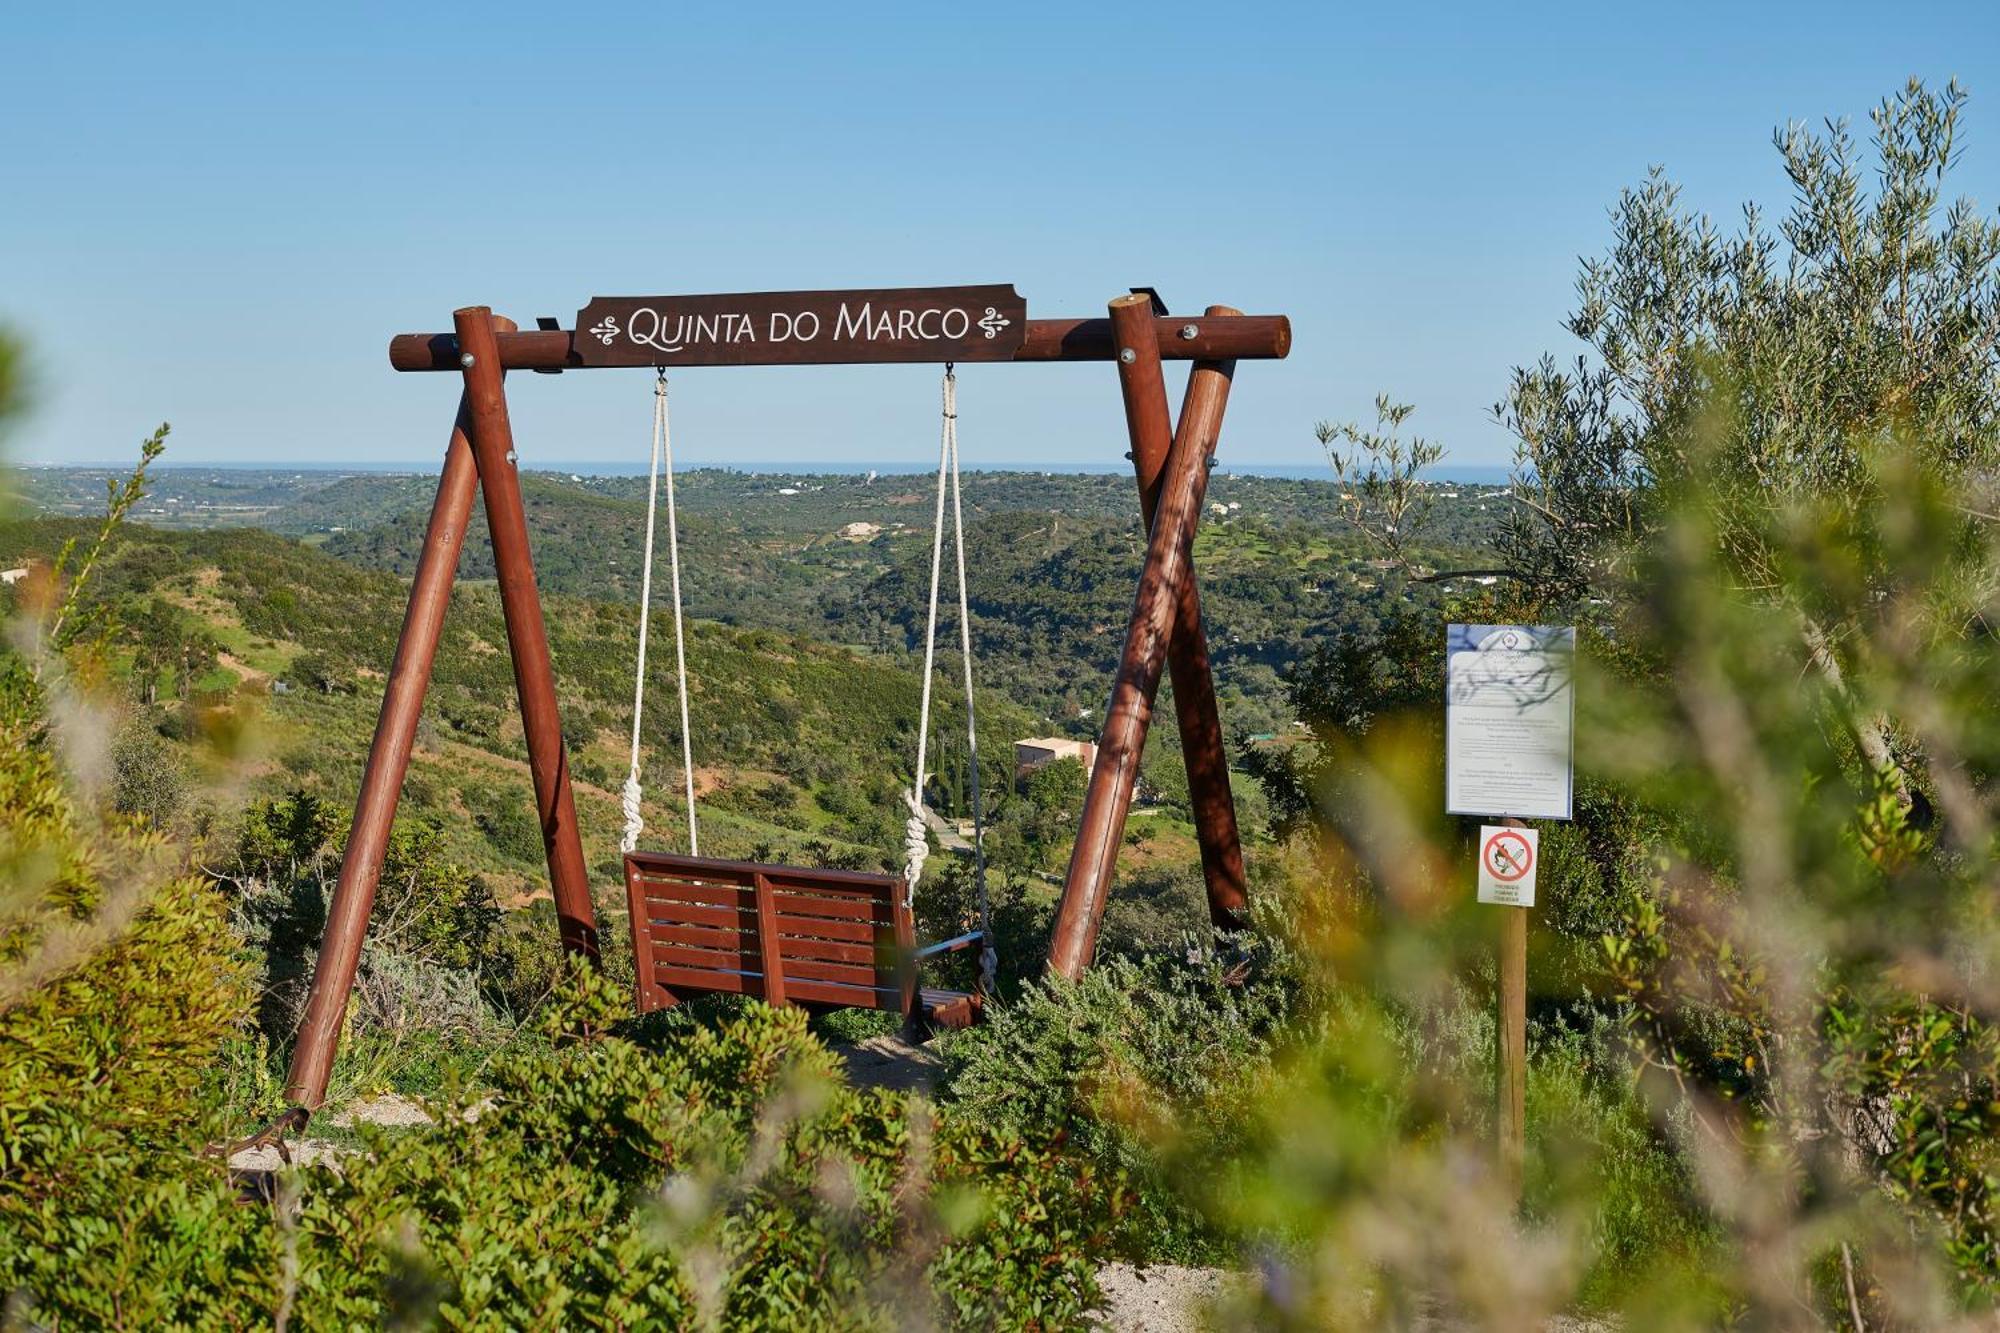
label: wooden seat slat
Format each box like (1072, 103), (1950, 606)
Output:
(771, 913), (879, 945)
(648, 921), (754, 953)
(779, 956), (882, 988)
(922, 989), (981, 1030)
(652, 963), (891, 1010)
(760, 866), (897, 890)
(767, 890), (893, 924)
(652, 941), (761, 974)
(775, 934), (880, 966)
(628, 851), (887, 891)
(636, 880), (760, 910)
(783, 976), (904, 1008)
(644, 918), (885, 961)
(638, 900), (753, 932)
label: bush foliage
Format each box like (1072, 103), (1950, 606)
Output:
(941, 931), (1305, 1264)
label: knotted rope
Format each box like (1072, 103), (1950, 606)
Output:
(905, 366), (996, 994)
(623, 372), (699, 856)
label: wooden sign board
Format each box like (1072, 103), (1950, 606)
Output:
(573, 284), (1027, 368)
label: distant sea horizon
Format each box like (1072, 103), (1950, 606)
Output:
(21, 458), (1519, 485)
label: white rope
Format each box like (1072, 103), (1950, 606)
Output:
(944, 380), (997, 996)
(621, 381), (664, 854)
(905, 367), (996, 993)
(623, 373), (699, 857)
(619, 366), (986, 988)
(903, 370), (953, 905)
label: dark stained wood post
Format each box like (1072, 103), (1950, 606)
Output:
(625, 859), (664, 1013)
(1109, 296), (1249, 929)
(1496, 815), (1529, 1198)
(1047, 348), (1225, 980)
(751, 871), (787, 1007)
(893, 885), (920, 1026)
(283, 366), (498, 1109)
(453, 306), (601, 962)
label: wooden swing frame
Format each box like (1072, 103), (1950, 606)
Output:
(281, 292), (1291, 1112)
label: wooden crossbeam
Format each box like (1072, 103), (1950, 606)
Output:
(386, 314), (1290, 373)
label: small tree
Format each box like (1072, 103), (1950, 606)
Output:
(1497, 77), (1999, 610)
(1318, 396), (1444, 573)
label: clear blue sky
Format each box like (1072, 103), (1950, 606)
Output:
(5, 3), (1997, 473)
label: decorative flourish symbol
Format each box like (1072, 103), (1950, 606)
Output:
(978, 307), (1010, 339)
(589, 315), (620, 345)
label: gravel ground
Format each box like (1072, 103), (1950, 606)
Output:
(226, 1137), (342, 1172)
(225, 1093), (433, 1172)
(326, 1093), (434, 1128)
(1097, 1263), (1242, 1331)
(837, 1033), (943, 1095)
(1094, 1265), (1618, 1331)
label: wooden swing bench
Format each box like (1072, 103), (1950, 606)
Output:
(623, 851), (984, 1029)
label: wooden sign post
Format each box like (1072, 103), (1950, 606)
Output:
(1445, 624), (1575, 1201)
(1489, 815), (1533, 1196)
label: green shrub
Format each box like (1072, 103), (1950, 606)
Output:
(7, 901), (1123, 1332)
(1095, 863), (1210, 955)
(810, 1004), (903, 1045)
(939, 931), (1303, 1264)
(274, 972), (1120, 1329)
(5, 809), (1123, 1330)
(469, 788), (546, 866)
(1178, 981), (1732, 1331)
(0, 673), (261, 1322)
(109, 713), (189, 829)
(1523, 1020), (1722, 1311)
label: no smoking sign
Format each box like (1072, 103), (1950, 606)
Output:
(1477, 825), (1539, 907)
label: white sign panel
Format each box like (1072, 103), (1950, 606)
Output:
(1446, 624), (1574, 821)
(1477, 824), (1539, 906)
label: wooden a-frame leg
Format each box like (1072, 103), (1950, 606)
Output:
(454, 307), (601, 963)
(1107, 296), (1248, 929)
(1047, 303), (1231, 980)
(283, 372), (494, 1110)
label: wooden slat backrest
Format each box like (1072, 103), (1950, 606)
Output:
(624, 851), (913, 1016)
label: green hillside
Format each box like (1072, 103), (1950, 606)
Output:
(322, 475), (871, 640)
(0, 518), (1047, 901)
(317, 471), (1477, 733)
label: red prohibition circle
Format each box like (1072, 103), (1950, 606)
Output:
(1483, 831), (1533, 882)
